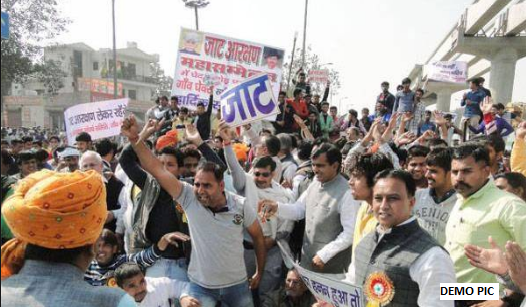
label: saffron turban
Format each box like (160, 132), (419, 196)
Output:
(156, 130), (179, 151)
(232, 143), (249, 162)
(1, 170), (107, 279)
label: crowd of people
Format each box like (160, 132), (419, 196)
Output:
(1, 73), (526, 307)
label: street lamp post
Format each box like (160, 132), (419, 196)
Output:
(182, 0), (210, 31)
(302, 0), (308, 67)
(112, 0), (118, 99)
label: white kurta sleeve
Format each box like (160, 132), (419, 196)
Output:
(410, 246), (456, 307)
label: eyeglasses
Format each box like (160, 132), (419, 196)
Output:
(254, 172), (271, 178)
(184, 163), (199, 168)
(64, 157), (77, 162)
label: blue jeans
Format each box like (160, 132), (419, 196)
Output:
(146, 258), (189, 282)
(188, 281), (254, 307)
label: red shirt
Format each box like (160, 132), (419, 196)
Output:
(286, 98), (309, 119)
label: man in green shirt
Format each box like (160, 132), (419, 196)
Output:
(445, 144), (526, 283)
(1, 175), (16, 245)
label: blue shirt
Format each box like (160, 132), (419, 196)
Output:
(394, 90), (416, 113)
(1, 260), (134, 307)
(461, 89), (486, 118)
(419, 121), (437, 136)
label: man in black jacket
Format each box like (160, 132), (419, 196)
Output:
(195, 87), (214, 140)
(377, 81), (395, 114)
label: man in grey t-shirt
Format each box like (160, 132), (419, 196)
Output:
(121, 115), (266, 307)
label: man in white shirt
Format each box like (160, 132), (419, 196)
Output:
(115, 262), (194, 307)
(259, 143), (360, 274)
(347, 169), (455, 307)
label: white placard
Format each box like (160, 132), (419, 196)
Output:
(426, 61), (467, 84)
(64, 98), (129, 146)
(220, 74), (279, 128)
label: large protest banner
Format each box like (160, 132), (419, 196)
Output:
(220, 74), (279, 127)
(277, 241), (364, 307)
(425, 61), (467, 84)
(64, 98), (129, 146)
(172, 27), (285, 112)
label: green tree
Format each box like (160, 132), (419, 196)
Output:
(1, 0), (69, 98)
(150, 61), (174, 99)
(281, 45), (341, 100)
(33, 59), (68, 96)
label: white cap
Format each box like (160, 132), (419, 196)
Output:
(59, 147), (80, 159)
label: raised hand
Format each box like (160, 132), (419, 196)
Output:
(415, 129), (436, 145)
(401, 112), (414, 123)
(464, 236), (507, 275)
(218, 120), (232, 144)
(381, 113), (399, 144)
(434, 110), (446, 126)
(158, 231), (191, 251)
(121, 114), (141, 143)
(396, 131), (417, 146)
(139, 118), (165, 142)
(515, 121), (526, 141)
(185, 123), (203, 146)
(480, 96), (494, 115)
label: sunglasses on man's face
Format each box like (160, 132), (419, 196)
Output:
(254, 172), (271, 178)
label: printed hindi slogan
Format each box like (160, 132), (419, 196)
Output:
(64, 98), (129, 146)
(425, 61), (467, 84)
(277, 241), (364, 307)
(172, 27), (285, 112)
(220, 74), (279, 127)
(308, 69), (329, 84)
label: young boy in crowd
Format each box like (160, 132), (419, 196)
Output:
(85, 229), (190, 287)
(115, 262), (197, 307)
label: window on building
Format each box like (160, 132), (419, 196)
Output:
(73, 50), (83, 79)
(128, 89), (137, 100)
(93, 62), (99, 71)
(125, 63), (136, 80)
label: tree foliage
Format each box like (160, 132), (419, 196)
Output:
(150, 61), (174, 99)
(33, 59), (68, 96)
(1, 0), (70, 97)
(281, 45), (341, 99)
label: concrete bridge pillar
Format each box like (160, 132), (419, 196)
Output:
(489, 48), (518, 104)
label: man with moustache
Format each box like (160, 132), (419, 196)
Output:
(412, 148), (457, 245)
(259, 143), (360, 274)
(445, 144), (526, 285)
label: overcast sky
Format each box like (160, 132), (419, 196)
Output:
(54, 0), (525, 112)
